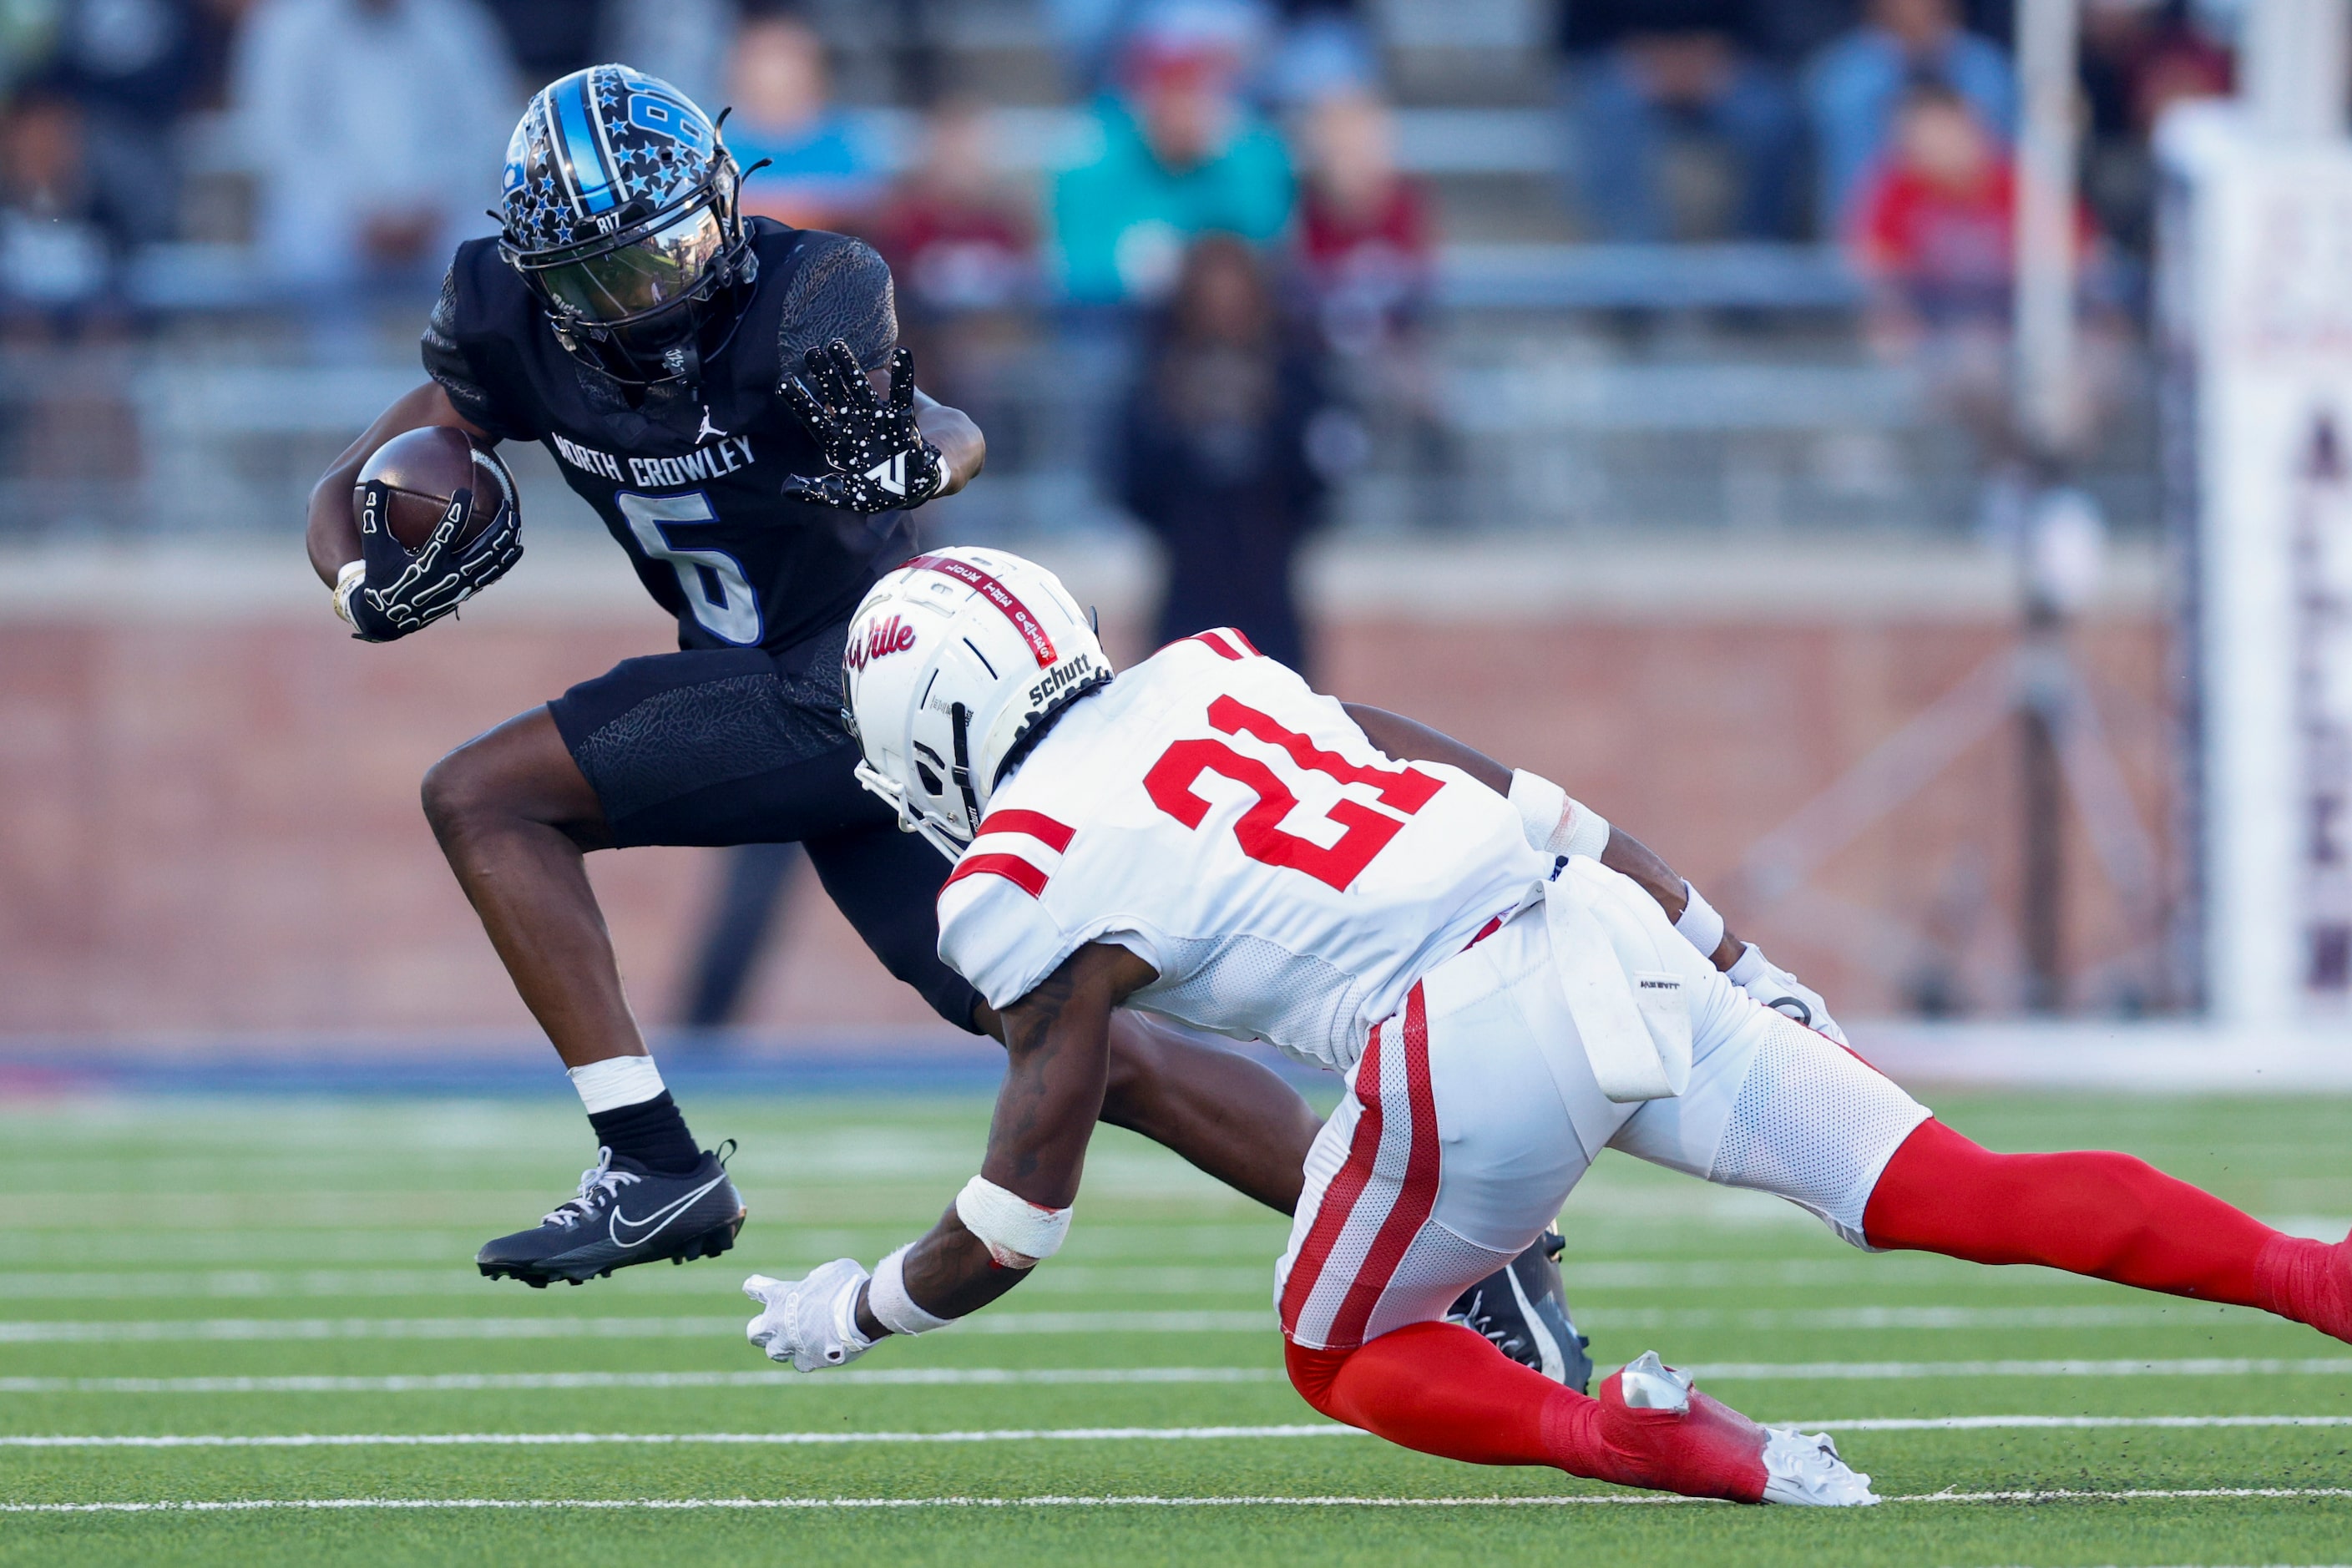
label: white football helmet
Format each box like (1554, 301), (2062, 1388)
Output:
(842, 548), (1113, 860)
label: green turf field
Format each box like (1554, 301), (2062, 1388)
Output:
(1, 1088), (2347, 1566)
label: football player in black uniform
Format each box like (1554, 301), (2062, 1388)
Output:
(302, 64), (1586, 1388)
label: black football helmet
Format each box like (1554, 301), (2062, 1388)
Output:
(498, 64), (757, 384)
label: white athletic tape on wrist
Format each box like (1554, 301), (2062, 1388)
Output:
(868, 1244), (954, 1336)
(1560, 799), (1611, 862)
(332, 560), (366, 626)
(1507, 770), (1567, 853)
(1726, 942), (1768, 988)
(567, 1055), (666, 1115)
(1674, 881), (1726, 959)
(953, 1175), (1071, 1269)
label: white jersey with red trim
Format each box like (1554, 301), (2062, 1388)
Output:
(934, 629), (1550, 1070)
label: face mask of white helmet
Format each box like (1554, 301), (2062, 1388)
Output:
(841, 548), (1114, 860)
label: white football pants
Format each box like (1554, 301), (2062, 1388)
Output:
(1275, 873), (1931, 1352)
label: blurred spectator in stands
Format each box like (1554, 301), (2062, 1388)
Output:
(726, 9), (881, 231)
(1559, 0), (1802, 242)
(1294, 88), (1429, 352)
(0, 81), (127, 326)
(2079, 0), (2230, 255)
(1805, 0), (2015, 233)
(45, 0), (210, 246)
(233, 0), (514, 291)
(1290, 88), (1448, 523)
(603, 0), (736, 113)
(1118, 234), (1347, 673)
(865, 99), (1035, 422)
(1850, 81), (2112, 494)
(0, 78), (139, 524)
(1053, 13), (1292, 306)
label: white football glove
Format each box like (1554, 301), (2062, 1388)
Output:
(1727, 943), (1848, 1045)
(744, 1257), (874, 1372)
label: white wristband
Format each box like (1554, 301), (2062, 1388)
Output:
(953, 1174), (1071, 1269)
(1727, 942), (1768, 987)
(869, 1243), (954, 1336)
(1674, 881), (1726, 959)
(332, 560), (367, 625)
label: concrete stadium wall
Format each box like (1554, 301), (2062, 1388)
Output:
(0, 537), (2176, 1039)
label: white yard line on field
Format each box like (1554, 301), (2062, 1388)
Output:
(5, 1489), (2352, 1512)
(0, 1427), (1359, 1449)
(0, 1266), (1273, 1301)
(1582, 1304), (2268, 1329)
(8, 1414), (2352, 1449)
(1687, 1357), (2352, 1379)
(0, 1368), (1288, 1394)
(0, 1312), (1272, 1343)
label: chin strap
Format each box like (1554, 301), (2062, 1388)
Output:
(948, 702), (985, 835)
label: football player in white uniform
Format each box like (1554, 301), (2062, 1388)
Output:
(745, 548), (2352, 1507)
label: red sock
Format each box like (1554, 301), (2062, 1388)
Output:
(1863, 1118), (2283, 1305)
(1285, 1322), (1768, 1501)
(2256, 1232), (2352, 1343)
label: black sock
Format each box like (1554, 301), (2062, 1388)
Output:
(588, 1091), (702, 1176)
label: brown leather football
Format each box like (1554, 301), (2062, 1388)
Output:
(352, 427), (518, 552)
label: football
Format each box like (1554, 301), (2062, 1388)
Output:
(352, 426), (518, 552)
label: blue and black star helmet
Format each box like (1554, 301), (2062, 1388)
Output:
(497, 64), (758, 383)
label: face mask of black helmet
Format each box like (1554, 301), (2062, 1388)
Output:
(496, 64), (762, 386)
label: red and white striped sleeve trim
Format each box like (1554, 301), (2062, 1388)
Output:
(940, 808), (1077, 901)
(1169, 627), (1262, 662)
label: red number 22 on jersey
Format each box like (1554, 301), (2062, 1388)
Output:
(1144, 697), (1442, 892)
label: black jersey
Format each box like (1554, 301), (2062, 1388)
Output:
(422, 219), (914, 653)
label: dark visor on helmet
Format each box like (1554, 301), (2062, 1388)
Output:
(530, 204), (728, 327)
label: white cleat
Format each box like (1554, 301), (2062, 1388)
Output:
(1760, 1426), (1879, 1506)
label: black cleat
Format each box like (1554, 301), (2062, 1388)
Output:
(478, 1144), (745, 1288)
(1449, 1228), (1594, 1393)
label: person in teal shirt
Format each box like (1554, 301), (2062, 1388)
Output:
(1052, 38), (1293, 306)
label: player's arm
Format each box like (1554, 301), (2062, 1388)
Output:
(1343, 705), (1734, 959)
(744, 942), (1156, 1370)
(913, 385), (984, 498)
(1343, 702), (1847, 1041)
(304, 382), (519, 643)
(305, 382), (490, 586)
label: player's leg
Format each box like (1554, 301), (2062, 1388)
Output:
(1615, 972), (2352, 1346)
(1276, 917), (1870, 1504)
(418, 706), (640, 1068)
(1862, 1120), (2352, 1341)
(432, 645), (867, 1283)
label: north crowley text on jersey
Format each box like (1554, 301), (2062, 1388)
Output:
(551, 430), (756, 489)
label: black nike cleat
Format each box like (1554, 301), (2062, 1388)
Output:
(1449, 1228), (1595, 1393)
(477, 1144), (745, 1288)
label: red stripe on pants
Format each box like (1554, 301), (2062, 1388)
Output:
(1327, 984), (1440, 1349)
(1278, 1020), (1387, 1338)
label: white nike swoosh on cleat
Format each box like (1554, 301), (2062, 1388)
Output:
(608, 1175), (727, 1251)
(1506, 1267), (1565, 1383)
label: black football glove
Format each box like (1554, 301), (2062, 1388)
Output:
(339, 478), (523, 643)
(778, 340), (949, 514)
